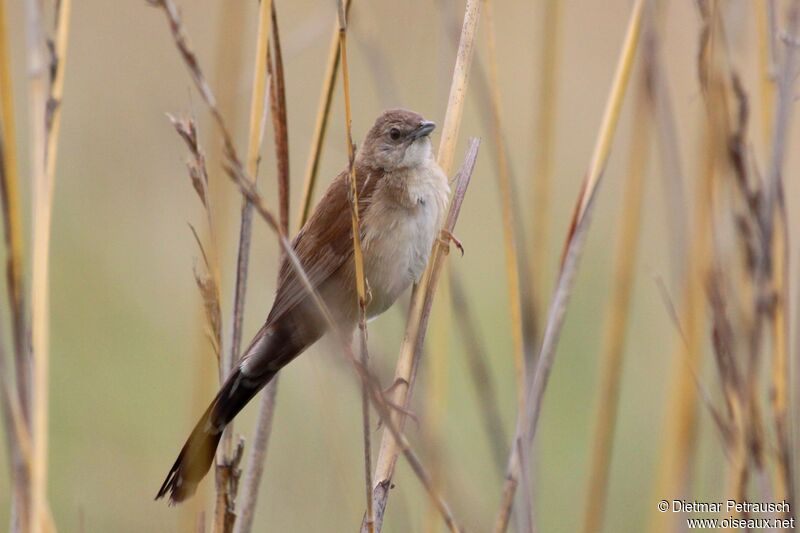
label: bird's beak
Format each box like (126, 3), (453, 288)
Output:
(411, 120), (436, 139)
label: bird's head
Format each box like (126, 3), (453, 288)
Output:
(357, 109), (436, 172)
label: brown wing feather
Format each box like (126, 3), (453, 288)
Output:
(266, 166), (379, 326)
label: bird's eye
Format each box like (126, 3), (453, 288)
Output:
(389, 128), (401, 141)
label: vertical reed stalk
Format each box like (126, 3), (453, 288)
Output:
(647, 110), (712, 533)
(530, 0), (561, 329)
(0, 0), (30, 529)
(227, 0), (272, 380)
(481, 1), (531, 528)
(492, 1), (645, 529)
(295, 0), (351, 228)
(216, 0), (272, 529)
(648, 52), (718, 533)
(233, 3), (349, 523)
(764, 0), (799, 510)
(335, 2), (374, 531)
(364, 2), (481, 530)
(0, 0), (28, 418)
(580, 63), (651, 533)
(756, 0), (776, 147)
(182, 3), (247, 528)
(422, 317), (449, 533)
(482, 0), (526, 414)
(29, 0), (71, 530)
(25, 1), (48, 527)
(234, 4), (290, 532)
(755, 10), (789, 509)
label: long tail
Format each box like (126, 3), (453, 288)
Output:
(156, 319), (322, 504)
(155, 365), (273, 504)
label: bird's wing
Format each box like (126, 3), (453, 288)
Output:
(266, 167), (378, 326)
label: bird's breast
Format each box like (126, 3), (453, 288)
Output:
(361, 164), (449, 318)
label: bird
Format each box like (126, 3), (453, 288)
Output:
(156, 108), (450, 504)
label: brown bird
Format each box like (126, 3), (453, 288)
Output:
(157, 109), (449, 503)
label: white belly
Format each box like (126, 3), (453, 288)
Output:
(360, 165), (449, 318)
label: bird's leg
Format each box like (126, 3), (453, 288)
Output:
(438, 229), (464, 256)
(377, 377), (419, 428)
(375, 400), (419, 430)
(383, 376), (408, 396)
(364, 277), (373, 306)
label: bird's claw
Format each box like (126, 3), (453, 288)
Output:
(364, 278), (373, 307)
(375, 400), (419, 431)
(375, 377), (419, 430)
(383, 377), (409, 396)
(438, 229), (464, 256)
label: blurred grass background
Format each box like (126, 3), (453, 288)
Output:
(1, 0), (799, 531)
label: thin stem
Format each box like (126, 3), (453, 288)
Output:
(482, 0), (527, 418)
(29, 0), (71, 530)
(296, 0), (352, 230)
(212, 0), (272, 530)
(335, 3), (374, 531)
(492, 1), (645, 529)
(0, 0), (29, 527)
(0, 0), (29, 423)
(530, 0), (561, 326)
(580, 64), (651, 533)
(234, 3), (289, 532)
(364, 1), (481, 531)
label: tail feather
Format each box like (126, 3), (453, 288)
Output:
(155, 368), (270, 504)
(157, 320), (322, 504)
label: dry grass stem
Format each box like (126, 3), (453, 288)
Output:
(645, 2), (688, 283)
(296, 0), (352, 230)
(149, 0), (272, 530)
(492, 1), (645, 530)
(170, 116), (223, 358)
(26, 0), (72, 530)
(234, 4), (290, 532)
(170, 111), (232, 532)
(225, 0), (272, 379)
(233, 376), (278, 533)
(581, 64), (651, 533)
(214, 0), (272, 529)
(482, 0), (526, 415)
(334, 3), (374, 530)
(0, 373), (55, 533)
(0, 1), (29, 527)
(181, 4), (247, 526)
(649, 118), (713, 533)
(26, 0), (49, 528)
(365, 1), (481, 530)
(763, 0), (799, 510)
(530, 0), (561, 324)
(480, 0), (535, 522)
(0, 0), (29, 423)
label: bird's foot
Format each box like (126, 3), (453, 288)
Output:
(376, 377), (420, 429)
(382, 376), (408, 398)
(364, 277), (373, 307)
(438, 229), (464, 256)
(376, 400), (419, 430)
